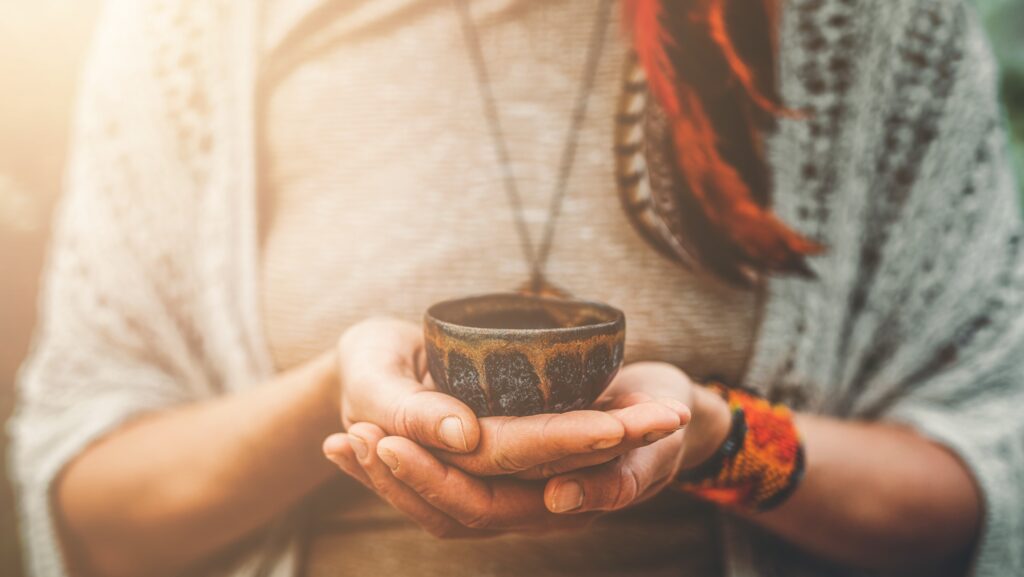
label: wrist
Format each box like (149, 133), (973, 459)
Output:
(304, 349), (343, 431)
(679, 384), (733, 470)
(674, 387), (806, 512)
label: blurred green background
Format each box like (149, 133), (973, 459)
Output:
(0, 2), (1020, 576)
(978, 0), (1024, 188)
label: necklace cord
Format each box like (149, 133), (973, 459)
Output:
(453, 0), (614, 291)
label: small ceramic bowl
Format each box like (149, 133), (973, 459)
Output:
(424, 293), (625, 417)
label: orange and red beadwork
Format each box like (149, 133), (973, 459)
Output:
(674, 385), (805, 512)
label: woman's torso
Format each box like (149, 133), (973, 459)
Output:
(259, 0), (759, 575)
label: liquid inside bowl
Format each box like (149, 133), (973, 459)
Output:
(461, 309), (563, 330)
(428, 293), (618, 331)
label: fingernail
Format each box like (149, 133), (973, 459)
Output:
(657, 397), (691, 421)
(644, 430), (675, 443)
(439, 416), (469, 452)
(348, 434), (368, 460)
(550, 481), (584, 513)
(323, 434), (349, 461)
(591, 436), (621, 450)
(378, 448), (400, 472)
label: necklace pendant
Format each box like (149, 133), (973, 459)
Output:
(515, 276), (573, 300)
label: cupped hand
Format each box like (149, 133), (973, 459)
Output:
(324, 422), (600, 537)
(335, 319), (688, 462)
(335, 317), (482, 452)
(324, 361), (700, 538)
(432, 391), (690, 479)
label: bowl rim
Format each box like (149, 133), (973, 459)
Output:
(425, 292), (624, 337)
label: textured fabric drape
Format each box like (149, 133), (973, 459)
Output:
(10, 1), (1024, 576)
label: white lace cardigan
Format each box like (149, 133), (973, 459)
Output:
(10, 1), (1024, 576)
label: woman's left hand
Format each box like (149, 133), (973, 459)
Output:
(323, 362), (731, 537)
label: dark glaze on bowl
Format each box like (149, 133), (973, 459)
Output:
(424, 293), (625, 417)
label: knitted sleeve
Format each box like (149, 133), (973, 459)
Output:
(8, 1), (232, 575)
(732, 1), (1024, 575)
(825, 3), (1024, 571)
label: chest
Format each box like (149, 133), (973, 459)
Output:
(259, 0), (759, 382)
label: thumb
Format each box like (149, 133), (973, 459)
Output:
(336, 318), (480, 453)
(384, 384), (481, 453)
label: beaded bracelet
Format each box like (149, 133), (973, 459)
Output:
(674, 384), (805, 512)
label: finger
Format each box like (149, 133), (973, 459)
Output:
(338, 319), (481, 453)
(379, 435), (596, 533)
(347, 423), (484, 539)
(389, 387), (481, 453)
(323, 433), (373, 489)
(348, 373), (482, 454)
(544, 431), (685, 514)
(515, 401), (684, 480)
(594, 365), (692, 425)
(597, 361), (694, 403)
(596, 394), (690, 431)
(612, 400), (689, 441)
(434, 410), (626, 476)
(592, 391), (652, 411)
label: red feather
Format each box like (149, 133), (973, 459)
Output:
(623, 0), (822, 275)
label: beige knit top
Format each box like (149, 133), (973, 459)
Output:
(259, 0), (756, 575)
(260, 0), (758, 379)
